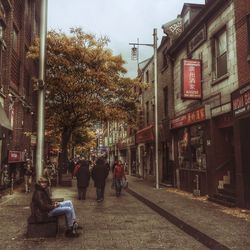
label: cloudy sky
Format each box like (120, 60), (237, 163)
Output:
(48, 0), (205, 78)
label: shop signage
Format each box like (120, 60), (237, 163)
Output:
(182, 59), (202, 99)
(187, 25), (206, 54)
(8, 151), (25, 163)
(170, 107), (206, 129)
(231, 83), (250, 117)
(136, 125), (154, 144)
(162, 17), (182, 39)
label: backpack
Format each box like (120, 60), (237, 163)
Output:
(114, 165), (123, 178)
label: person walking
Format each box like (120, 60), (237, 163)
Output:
(91, 157), (109, 202)
(24, 158), (33, 193)
(30, 177), (82, 237)
(75, 160), (90, 200)
(113, 160), (126, 197)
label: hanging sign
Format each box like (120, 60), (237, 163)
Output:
(182, 59), (202, 99)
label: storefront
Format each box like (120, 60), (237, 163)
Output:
(8, 150), (26, 184)
(0, 102), (13, 187)
(136, 125), (155, 180)
(231, 82), (250, 208)
(118, 138), (128, 171)
(170, 106), (210, 195)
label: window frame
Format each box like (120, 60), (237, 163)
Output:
(212, 27), (228, 80)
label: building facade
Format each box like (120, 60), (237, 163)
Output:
(0, 0), (40, 187)
(168, 0), (238, 203)
(231, 0), (250, 208)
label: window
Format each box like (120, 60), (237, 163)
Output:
(162, 48), (168, 69)
(145, 70), (149, 83)
(163, 87), (168, 117)
(13, 26), (19, 53)
(247, 14), (250, 55)
(213, 29), (227, 79)
(183, 10), (190, 29)
(177, 124), (206, 170)
(152, 103), (155, 123)
(146, 101), (149, 125)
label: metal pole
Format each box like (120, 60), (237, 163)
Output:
(153, 28), (159, 189)
(36, 0), (48, 182)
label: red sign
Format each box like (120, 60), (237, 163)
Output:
(8, 151), (26, 163)
(231, 83), (250, 117)
(182, 59), (202, 99)
(136, 125), (154, 144)
(170, 107), (206, 129)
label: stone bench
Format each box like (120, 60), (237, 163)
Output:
(27, 216), (59, 238)
(27, 198), (65, 238)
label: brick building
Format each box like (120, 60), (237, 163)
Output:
(231, 0), (250, 208)
(0, 0), (40, 186)
(168, 0), (239, 204)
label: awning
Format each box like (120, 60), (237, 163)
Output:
(0, 103), (12, 130)
(136, 125), (154, 144)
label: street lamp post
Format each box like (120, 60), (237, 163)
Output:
(129, 28), (159, 189)
(36, 0), (48, 182)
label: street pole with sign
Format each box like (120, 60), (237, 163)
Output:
(129, 28), (159, 189)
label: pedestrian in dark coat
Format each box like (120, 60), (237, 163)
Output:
(91, 158), (109, 202)
(75, 160), (90, 200)
(30, 177), (81, 237)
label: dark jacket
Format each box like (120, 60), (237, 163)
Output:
(76, 160), (90, 188)
(30, 184), (54, 222)
(91, 158), (109, 188)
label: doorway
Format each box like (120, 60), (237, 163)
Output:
(162, 143), (173, 184)
(240, 117), (250, 208)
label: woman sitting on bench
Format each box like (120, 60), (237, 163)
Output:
(31, 177), (81, 237)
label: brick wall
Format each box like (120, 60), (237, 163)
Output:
(234, 0), (250, 86)
(1, 0), (40, 154)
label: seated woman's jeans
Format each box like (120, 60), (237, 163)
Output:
(48, 200), (76, 228)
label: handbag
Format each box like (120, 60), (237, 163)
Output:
(121, 178), (128, 189)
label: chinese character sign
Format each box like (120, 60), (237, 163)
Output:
(182, 59), (202, 99)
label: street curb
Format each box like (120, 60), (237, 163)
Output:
(126, 187), (230, 250)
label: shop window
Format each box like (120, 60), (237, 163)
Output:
(177, 124), (206, 170)
(212, 28), (228, 79)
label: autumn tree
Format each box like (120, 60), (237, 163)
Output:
(28, 28), (141, 170)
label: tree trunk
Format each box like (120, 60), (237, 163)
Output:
(59, 127), (72, 175)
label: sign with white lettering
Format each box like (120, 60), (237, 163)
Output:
(182, 59), (202, 99)
(231, 82), (250, 117)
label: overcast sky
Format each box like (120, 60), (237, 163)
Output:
(48, 0), (205, 78)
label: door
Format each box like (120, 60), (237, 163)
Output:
(240, 117), (250, 208)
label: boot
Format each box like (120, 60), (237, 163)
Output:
(65, 228), (79, 238)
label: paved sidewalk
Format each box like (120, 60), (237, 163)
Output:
(0, 176), (206, 250)
(126, 175), (250, 250)
(0, 175), (249, 249)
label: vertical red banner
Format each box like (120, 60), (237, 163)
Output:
(182, 59), (202, 99)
